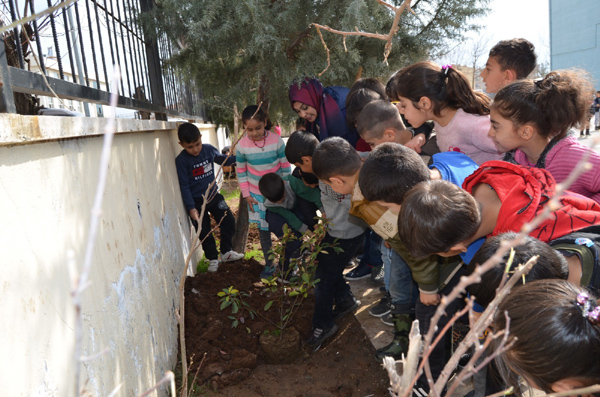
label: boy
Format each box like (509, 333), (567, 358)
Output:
(285, 131), (367, 349)
(258, 172), (322, 277)
(356, 99), (412, 149)
(398, 162), (600, 261)
(357, 142), (478, 388)
(175, 123), (244, 272)
(480, 38), (537, 94)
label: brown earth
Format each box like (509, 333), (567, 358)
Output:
(183, 256), (391, 397)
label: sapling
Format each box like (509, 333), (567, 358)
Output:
(219, 218), (341, 338)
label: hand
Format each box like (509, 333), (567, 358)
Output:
(384, 241), (391, 249)
(245, 196), (258, 212)
(189, 208), (200, 221)
(420, 291), (440, 306)
(405, 133), (426, 154)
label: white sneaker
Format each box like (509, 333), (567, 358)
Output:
(207, 259), (219, 272)
(220, 250), (244, 262)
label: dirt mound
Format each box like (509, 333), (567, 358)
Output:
(184, 258), (390, 396)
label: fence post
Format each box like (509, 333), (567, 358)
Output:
(139, 0), (167, 121)
(0, 42), (16, 113)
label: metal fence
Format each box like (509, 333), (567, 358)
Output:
(0, 0), (204, 120)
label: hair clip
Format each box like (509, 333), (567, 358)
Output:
(575, 291), (600, 325)
(441, 65), (452, 75)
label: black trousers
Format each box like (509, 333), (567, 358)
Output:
(191, 193), (235, 260)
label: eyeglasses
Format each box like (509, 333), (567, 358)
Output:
(390, 100), (400, 105)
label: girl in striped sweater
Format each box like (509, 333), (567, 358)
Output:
(490, 70), (600, 203)
(237, 105), (291, 276)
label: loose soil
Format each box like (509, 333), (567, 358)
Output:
(181, 181), (390, 396)
(184, 259), (390, 396)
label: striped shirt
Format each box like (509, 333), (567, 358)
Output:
(236, 131), (291, 197)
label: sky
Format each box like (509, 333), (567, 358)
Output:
(439, 0), (550, 67)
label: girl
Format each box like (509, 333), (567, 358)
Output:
(236, 105), (291, 277)
(387, 61), (501, 165)
(288, 77), (360, 148)
(489, 70), (600, 203)
(494, 280), (600, 395)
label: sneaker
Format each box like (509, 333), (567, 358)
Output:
(345, 256), (359, 269)
(260, 264), (276, 279)
(369, 293), (391, 317)
(207, 259), (219, 273)
(381, 312), (394, 327)
(344, 263), (371, 281)
(220, 250), (244, 262)
(332, 295), (360, 321)
(370, 264), (385, 285)
(306, 323), (338, 348)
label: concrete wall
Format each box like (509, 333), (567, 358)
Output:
(0, 115), (217, 396)
(550, 0), (600, 85)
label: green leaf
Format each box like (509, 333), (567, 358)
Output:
(220, 300), (232, 310)
(217, 291), (226, 297)
(232, 302), (239, 314)
(264, 300), (274, 311)
(232, 320), (239, 328)
(246, 327), (251, 334)
(302, 273), (310, 283)
(289, 290), (300, 296)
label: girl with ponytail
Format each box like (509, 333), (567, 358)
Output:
(490, 70), (600, 203)
(387, 61), (501, 165)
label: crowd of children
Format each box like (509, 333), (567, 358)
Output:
(175, 37), (600, 395)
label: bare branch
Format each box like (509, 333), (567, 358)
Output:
(0, 0), (77, 35)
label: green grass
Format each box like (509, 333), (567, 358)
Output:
(220, 185), (240, 203)
(196, 256), (210, 273)
(244, 245), (264, 261)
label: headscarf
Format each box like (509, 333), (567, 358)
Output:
(289, 77), (357, 146)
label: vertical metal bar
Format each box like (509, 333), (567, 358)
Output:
(93, 0), (110, 90)
(139, 0), (166, 120)
(114, 0), (132, 96)
(0, 41), (17, 113)
(47, 0), (64, 79)
(84, 0), (100, 88)
(165, 38), (179, 111)
(102, 0), (117, 92)
(29, 1), (47, 75)
(67, 4), (91, 116)
(73, 1), (90, 86)
(61, 0), (77, 82)
(108, 0), (125, 94)
(8, 0), (25, 69)
(122, 0), (139, 95)
(126, 0), (143, 98)
(133, 0), (151, 101)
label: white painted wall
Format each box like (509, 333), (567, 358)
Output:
(0, 115), (213, 396)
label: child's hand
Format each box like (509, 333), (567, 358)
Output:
(189, 208), (200, 221)
(245, 196), (258, 212)
(420, 291), (440, 306)
(405, 133), (426, 153)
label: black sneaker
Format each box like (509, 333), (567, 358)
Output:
(412, 379), (430, 397)
(369, 293), (392, 317)
(344, 263), (371, 281)
(333, 295), (361, 320)
(306, 323), (338, 349)
(381, 312), (395, 326)
(370, 264), (385, 285)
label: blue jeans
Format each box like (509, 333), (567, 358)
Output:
(361, 230), (383, 267)
(381, 240), (417, 314)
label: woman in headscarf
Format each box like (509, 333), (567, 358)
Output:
(289, 77), (360, 148)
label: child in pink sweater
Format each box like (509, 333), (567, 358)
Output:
(490, 70), (600, 203)
(387, 61), (501, 165)
(237, 105), (291, 276)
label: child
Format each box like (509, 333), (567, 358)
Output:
(480, 38), (537, 94)
(387, 61), (500, 165)
(358, 142), (478, 382)
(237, 105), (291, 277)
(494, 280), (600, 394)
(258, 172), (322, 274)
(397, 162), (600, 260)
(356, 99), (413, 149)
(285, 131), (367, 348)
(175, 123), (244, 272)
(491, 70), (600, 203)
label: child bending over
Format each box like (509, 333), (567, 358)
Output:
(494, 280), (600, 395)
(491, 70), (600, 203)
(387, 61), (500, 164)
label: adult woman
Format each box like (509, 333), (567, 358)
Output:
(289, 77), (360, 147)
